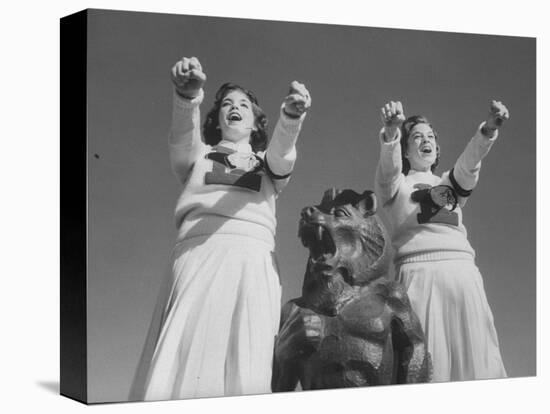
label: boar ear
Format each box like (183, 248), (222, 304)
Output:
(320, 188), (339, 206)
(355, 191), (377, 216)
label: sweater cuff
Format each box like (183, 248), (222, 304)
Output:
(278, 104), (306, 135)
(379, 127), (402, 158)
(476, 121), (499, 142)
(379, 126), (401, 145)
(173, 88), (204, 110)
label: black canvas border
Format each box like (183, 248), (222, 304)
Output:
(60, 9), (88, 404)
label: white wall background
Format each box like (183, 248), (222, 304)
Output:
(0, 0), (547, 413)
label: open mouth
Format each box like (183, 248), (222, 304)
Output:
(420, 145), (433, 154)
(228, 112), (242, 121)
(299, 222), (336, 261)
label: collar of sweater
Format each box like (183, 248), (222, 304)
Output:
(408, 169), (434, 177)
(407, 169), (440, 184)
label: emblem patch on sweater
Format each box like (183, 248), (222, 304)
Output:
(204, 147), (265, 192)
(411, 184), (459, 226)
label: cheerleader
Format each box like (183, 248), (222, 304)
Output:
(131, 56), (311, 400)
(374, 100), (508, 382)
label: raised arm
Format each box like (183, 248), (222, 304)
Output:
(388, 282), (432, 383)
(375, 101), (406, 204)
(168, 56), (207, 183)
(446, 100), (510, 203)
(265, 81), (311, 193)
(272, 300), (323, 392)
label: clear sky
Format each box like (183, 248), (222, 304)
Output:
(86, 9), (536, 402)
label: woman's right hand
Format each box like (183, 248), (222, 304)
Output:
(380, 100), (405, 141)
(171, 56), (207, 99)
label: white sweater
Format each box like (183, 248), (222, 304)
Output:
(375, 123), (498, 263)
(169, 89), (306, 249)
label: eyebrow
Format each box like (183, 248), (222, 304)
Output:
(222, 97), (251, 104)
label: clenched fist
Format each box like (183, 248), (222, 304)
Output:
(275, 305), (324, 362)
(171, 56), (207, 99)
(381, 100), (406, 141)
(381, 100), (406, 128)
(283, 81), (312, 118)
(482, 100), (510, 137)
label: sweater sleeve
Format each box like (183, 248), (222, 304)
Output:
(265, 105), (306, 193)
(375, 127), (404, 205)
(447, 121), (498, 198)
(169, 89), (206, 183)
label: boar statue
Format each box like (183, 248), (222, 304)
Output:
(272, 189), (431, 391)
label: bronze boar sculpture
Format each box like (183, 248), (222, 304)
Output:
(272, 188), (431, 391)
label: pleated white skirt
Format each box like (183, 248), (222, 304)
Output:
(134, 234), (282, 401)
(397, 254), (506, 382)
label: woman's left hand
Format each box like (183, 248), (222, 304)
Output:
(485, 100), (510, 130)
(283, 81), (312, 118)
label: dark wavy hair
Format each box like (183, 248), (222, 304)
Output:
(202, 83), (269, 153)
(400, 115), (440, 174)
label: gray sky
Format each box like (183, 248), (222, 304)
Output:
(86, 9), (536, 402)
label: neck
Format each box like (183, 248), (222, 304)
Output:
(221, 131), (251, 145)
(407, 160), (433, 173)
(218, 137), (252, 152)
(410, 166), (432, 173)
